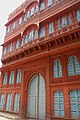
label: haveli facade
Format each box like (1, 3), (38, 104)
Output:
(0, 0), (80, 120)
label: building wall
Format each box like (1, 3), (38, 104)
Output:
(0, 0), (80, 120)
(1, 47), (80, 119)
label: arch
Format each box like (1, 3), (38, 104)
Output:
(53, 90), (64, 116)
(26, 71), (45, 90)
(22, 24), (39, 36)
(16, 69), (21, 83)
(3, 73), (7, 85)
(76, 9), (80, 22)
(53, 59), (62, 78)
(67, 55), (80, 76)
(27, 73), (46, 120)
(6, 93), (12, 111)
(9, 71), (14, 84)
(0, 93), (4, 110)
(69, 90), (80, 118)
(25, 0), (39, 12)
(13, 93), (20, 112)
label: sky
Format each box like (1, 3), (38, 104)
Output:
(0, 0), (25, 67)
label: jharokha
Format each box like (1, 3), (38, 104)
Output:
(0, 0), (80, 120)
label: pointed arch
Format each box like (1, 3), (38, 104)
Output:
(53, 59), (62, 78)
(27, 73), (46, 120)
(70, 90), (80, 118)
(53, 91), (64, 116)
(67, 55), (80, 76)
(25, 0), (39, 12)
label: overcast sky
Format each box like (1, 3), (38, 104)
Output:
(0, 0), (25, 67)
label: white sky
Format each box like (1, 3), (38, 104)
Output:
(0, 0), (25, 67)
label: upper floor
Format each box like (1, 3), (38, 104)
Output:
(4, 0), (80, 41)
(1, 0), (80, 65)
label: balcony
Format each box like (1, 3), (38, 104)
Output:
(1, 19), (80, 65)
(5, 0), (80, 42)
(8, 0), (39, 22)
(5, 13), (39, 42)
(39, 0), (80, 22)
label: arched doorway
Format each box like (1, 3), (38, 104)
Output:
(27, 74), (46, 120)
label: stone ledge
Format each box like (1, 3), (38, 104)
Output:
(0, 112), (20, 120)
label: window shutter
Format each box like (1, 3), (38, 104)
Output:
(76, 9), (80, 22)
(48, 0), (52, 6)
(54, 91), (64, 116)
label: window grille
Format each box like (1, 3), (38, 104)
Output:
(14, 93), (20, 112)
(53, 59), (62, 78)
(67, 56), (80, 76)
(0, 94), (4, 110)
(6, 93), (12, 111)
(54, 91), (64, 116)
(70, 90), (80, 118)
(16, 69), (21, 83)
(9, 71), (14, 84)
(48, 22), (54, 34)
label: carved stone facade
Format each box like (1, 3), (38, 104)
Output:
(0, 0), (80, 120)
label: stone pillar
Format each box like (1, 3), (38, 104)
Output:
(61, 55), (68, 82)
(0, 71), (3, 88)
(11, 93), (15, 112)
(63, 87), (70, 118)
(19, 68), (26, 119)
(14, 69), (17, 87)
(7, 71), (10, 87)
(3, 92), (6, 111)
(46, 58), (51, 120)
(72, 10), (77, 28)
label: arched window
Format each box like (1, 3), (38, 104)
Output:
(24, 13), (27, 21)
(16, 69), (21, 83)
(14, 93), (20, 112)
(6, 93), (12, 111)
(40, 2), (45, 11)
(0, 94), (4, 110)
(12, 22), (16, 29)
(70, 90), (80, 118)
(54, 91), (64, 116)
(53, 59), (62, 78)
(40, 26), (45, 38)
(21, 37), (25, 47)
(29, 30), (34, 41)
(19, 17), (22, 25)
(67, 56), (80, 76)
(25, 34), (29, 43)
(61, 16), (67, 28)
(76, 9), (80, 22)
(9, 43), (13, 52)
(57, 19), (61, 30)
(68, 15), (72, 25)
(35, 5), (38, 13)
(16, 40), (19, 49)
(34, 30), (38, 40)
(27, 10), (31, 18)
(9, 71), (14, 84)
(3, 47), (7, 55)
(48, 22), (54, 34)
(31, 7), (35, 16)
(3, 73), (7, 85)
(7, 26), (11, 33)
(48, 0), (52, 6)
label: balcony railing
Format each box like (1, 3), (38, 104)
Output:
(2, 19), (80, 62)
(5, 0), (80, 39)
(40, 0), (80, 22)
(5, 13), (39, 42)
(8, 0), (39, 21)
